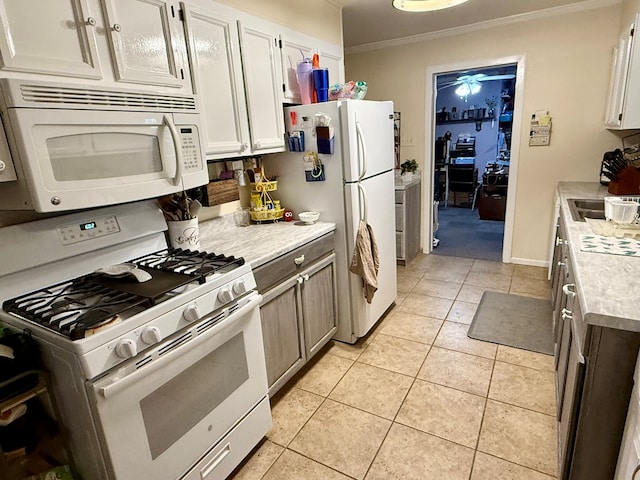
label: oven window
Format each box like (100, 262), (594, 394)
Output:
(47, 132), (162, 181)
(139, 332), (249, 459)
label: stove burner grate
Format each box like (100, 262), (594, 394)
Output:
(133, 248), (245, 283)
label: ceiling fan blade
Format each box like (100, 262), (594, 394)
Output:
(476, 74), (515, 81)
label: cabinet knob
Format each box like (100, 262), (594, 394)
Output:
(561, 308), (573, 320)
(557, 261), (566, 267)
(294, 255), (305, 265)
(112, 23), (121, 32)
(242, 143), (248, 150)
(86, 17), (96, 26)
(297, 276), (304, 284)
(302, 274), (309, 282)
(562, 283), (576, 297)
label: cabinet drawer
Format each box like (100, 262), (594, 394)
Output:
(254, 232), (334, 292)
(395, 191), (404, 203)
(395, 204), (403, 231)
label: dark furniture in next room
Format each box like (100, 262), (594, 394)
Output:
(448, 163), (479, 208)
(477, 169), (508, 220)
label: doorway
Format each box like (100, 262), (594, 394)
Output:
(423, 56), (526, 263)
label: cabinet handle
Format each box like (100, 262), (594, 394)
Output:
(112, 23), (121, 32)
(296, 276), (304, 284)
(561, 308), (573, 320)
(302, 274), (309, 282)
(86, 17), (96, 26)
(562, 283), (576, 297)
(555, 237), (566, 246)
(557, 261), (566, 267)
(294, 255), (305, 265)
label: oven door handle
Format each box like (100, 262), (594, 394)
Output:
(164, 114), (183, 187)
(97, 293), (262, 400)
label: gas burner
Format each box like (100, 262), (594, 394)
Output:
(133, 248), (245, 283)
(3, 278), (148, 340)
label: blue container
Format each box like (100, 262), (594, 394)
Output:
(313, 68), (329, 102)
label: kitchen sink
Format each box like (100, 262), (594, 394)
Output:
(567, 198), (605, 222)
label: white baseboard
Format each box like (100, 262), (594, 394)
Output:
(508, 257), (549, 268)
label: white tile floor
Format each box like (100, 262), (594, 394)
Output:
(230, 254), (557, 480)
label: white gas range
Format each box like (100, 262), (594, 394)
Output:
(0, 201), (271, 480)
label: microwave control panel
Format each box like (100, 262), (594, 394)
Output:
(57, 215), (121, 245)
(179, 127), (202, 172)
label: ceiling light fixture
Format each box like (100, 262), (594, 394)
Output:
(392, 0), (470, 13)
(455, 81), (481, 98)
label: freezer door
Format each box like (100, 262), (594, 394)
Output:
(341, 100), (395, 182)
(343, 171), (397, 339)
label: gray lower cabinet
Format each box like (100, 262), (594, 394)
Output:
(395, 180), (421, 265)
(551, 216), (640, 480)
(254, 233), (338, 396)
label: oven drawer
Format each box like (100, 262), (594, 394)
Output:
(181, 395), (271, 480)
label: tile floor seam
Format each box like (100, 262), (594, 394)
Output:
(252, 439), (286, 480)
(483, 397), (558, 420)
(474, 451), (559, 479)
(281, 447), (360, 480)
(493, 357), (555, 374)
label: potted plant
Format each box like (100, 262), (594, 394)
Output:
(400, 159), (419, 181)
(485, 96), (498, 118)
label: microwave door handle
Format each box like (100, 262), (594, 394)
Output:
(163, 114), (183, 187)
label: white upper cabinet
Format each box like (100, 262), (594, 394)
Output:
(238, 18), (285, 152)
(101, 0), (190, 89)
(606, 15), (640, 129)
(279, 27), (344, 104)
(183, 1), (285, 159)
(182, 3), (250, 157)
(0, 0), (102, 79)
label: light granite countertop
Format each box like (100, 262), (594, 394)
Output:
(556, 182), (640, 331)
(198, 215), (336, 269)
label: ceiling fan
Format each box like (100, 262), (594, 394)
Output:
(438, 73), (515, 97)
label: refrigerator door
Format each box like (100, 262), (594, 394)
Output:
(340, 100), (395, 182)
(343, 170), (397, 339)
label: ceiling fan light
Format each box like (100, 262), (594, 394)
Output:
(470, 82), (481, 94)
(392, 0), (470, 12)
(455, 83), (471, 97)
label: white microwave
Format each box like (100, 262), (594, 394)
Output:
(0, 79), (208, 212)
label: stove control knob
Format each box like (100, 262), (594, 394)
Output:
(115, 338), (137, 359)
(217, 288), (233, 304)
(232, 279), (247, 295)
(183, 304), (201, 323)
(141, 326), (162, 344)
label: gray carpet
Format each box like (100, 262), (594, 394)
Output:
(432, 204), (504, 262)
(467, 291), (553, 355)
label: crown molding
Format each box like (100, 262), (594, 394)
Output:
(345, 0), (621, 54)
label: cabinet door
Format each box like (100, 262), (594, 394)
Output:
(182, 4), (250, 158)
(260, 277), (304, 393)
(101, 0), (188, 88)
(299, 254), (338, 357)
(316, 40), (344, 88)
(558, 324), (586, 480)
(238, 18), (285, 153)
(606, 33), (632, 128)
(280, 33), (314, 104)
(0, 0), (101, 78)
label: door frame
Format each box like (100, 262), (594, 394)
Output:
(423, 55), (526, 262)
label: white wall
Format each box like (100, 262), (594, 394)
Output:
(346, 4), (625, 264)
(214, 0), (343, 45)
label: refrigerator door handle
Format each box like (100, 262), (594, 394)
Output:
(357, 182), (368, 222)
(355, 120), (368, 181)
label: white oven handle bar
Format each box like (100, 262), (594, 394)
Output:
(98, 293), (262, 399)
(163, 114), (183, 187)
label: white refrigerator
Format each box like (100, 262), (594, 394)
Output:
(266, 100), (397, 343)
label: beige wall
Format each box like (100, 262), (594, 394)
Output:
(214, 0), (343, 45)
(622, 0), (640, 26)
(346, 5), (625, 264)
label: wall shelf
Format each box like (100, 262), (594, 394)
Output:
(436, 117), (495, 125)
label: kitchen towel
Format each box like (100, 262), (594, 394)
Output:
(580, 234), (640, 257)
(349, 220), (379, 303)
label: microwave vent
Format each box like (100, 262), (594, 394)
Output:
(16, 84), (197, 111)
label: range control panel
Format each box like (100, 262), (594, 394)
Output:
(57, 215), (121, 245)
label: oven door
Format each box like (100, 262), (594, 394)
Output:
(5, 107), (206, 212)
(88, 293), (268, 480)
